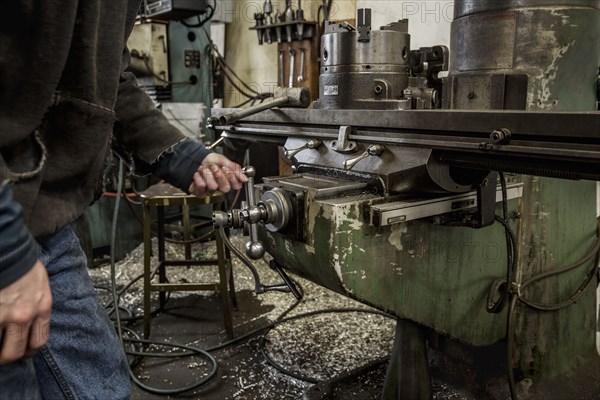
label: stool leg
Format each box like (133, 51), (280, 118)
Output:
(143, 204), (152, 340)
(157, 206), (167, 309)
(215, 228), (233, 338)
(183, 204), (192, 260)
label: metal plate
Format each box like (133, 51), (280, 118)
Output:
(370, 183), (524, 226)
(263, 173), (368, 198)
(454, 13), (516, 71)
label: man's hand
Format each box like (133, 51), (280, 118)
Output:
(0, 261), (52, 365)
(188, 153), (248, 198)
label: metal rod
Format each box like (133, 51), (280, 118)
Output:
(218, 96), (288, 125)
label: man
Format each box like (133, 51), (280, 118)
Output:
(0, 1), (247, 399)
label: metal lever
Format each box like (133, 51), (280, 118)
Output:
(268, 260), (302, 300)
(284, 139), (321, 159)
(211, 87), (311, 126)
(343, 144), (384, 170)
(207, 137), (225, 150)
(217, 225), (301, 299)
(241, 166), (265, 259)
(212, 167), (302, 300)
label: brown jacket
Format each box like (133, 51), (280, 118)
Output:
(0, 0), (188, 238)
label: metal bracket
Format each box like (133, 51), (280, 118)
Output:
(331, 126), (358, 154)
(471, 172), (499, 228)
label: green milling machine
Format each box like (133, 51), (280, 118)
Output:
(211, 1), (600, 398)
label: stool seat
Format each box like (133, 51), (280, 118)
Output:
(140, 183), (236, 339)
(139, 182), (226, 206)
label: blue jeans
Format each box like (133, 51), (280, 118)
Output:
(0, 226), (131, 400)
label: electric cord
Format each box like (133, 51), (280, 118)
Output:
(180, 0), (215, 28)
(517, 223), (600, 311)
(480, 173), (600, 399)
(202, 28), (273, 102)
(256, 307), (395, 385)
(500, 215), (599, 399)
(506, 294), (519, 400)
(258, 336), (319, 384)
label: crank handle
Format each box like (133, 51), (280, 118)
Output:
(343, 144), (385, 170)
(284, 139), (322, 159)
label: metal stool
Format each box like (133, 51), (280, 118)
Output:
(139, 183), (237, 339)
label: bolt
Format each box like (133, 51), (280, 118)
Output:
(468, 92), (475, 99)
(490, 128), (511, 144)
(374, 86), (383, 94)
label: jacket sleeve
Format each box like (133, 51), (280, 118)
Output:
(0, 182), (42, 289)
(153, 138), (211, 192)
(113, 46), (212, 191)
(113, 46), (187, 165)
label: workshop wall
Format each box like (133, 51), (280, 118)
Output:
(224, 0), (356, 107)
(356, 0), (452, 49)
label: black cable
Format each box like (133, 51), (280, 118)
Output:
(202, 28), (273, 101)
(259, 336), (319, 384)
(485, 173), (516, 315)
(257, 307), (394, 384)
(518, 218), (600, 311)
(503, 213), (599, 399)
(506, 295), (519, 400)
(211, 308), (394, 353)
(180, 0), (215, 28)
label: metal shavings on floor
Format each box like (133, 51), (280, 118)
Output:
(88, 232), (472, 399)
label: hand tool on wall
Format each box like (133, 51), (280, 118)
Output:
(296, 0), (305, 40)
(288, 48), (296, 87)
(253, 13), (265, 45)
(274, 11), (283, 43)
(263, 0), (274, 44)
(284, 0), (295, 42)
(297, 48), (305, 83)
(279, 49), (285, 86)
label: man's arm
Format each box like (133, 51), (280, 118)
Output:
(113, 47), (246, 194)
(0, 183), (52, 365)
